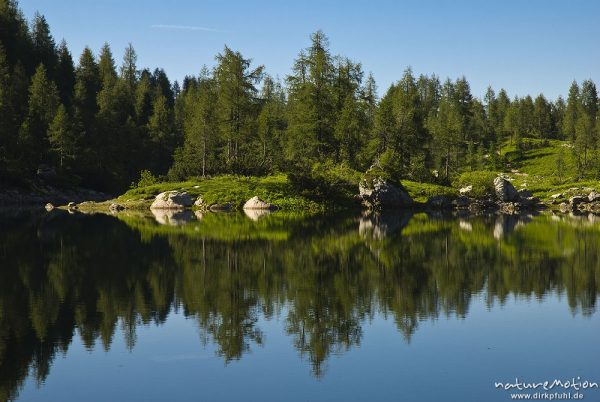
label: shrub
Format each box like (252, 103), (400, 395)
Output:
(453, 170), (497, 199)
(288, 161), (361, 203)
(132, 170), (158, 188)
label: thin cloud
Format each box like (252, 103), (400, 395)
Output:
(151, 24), (227, 33)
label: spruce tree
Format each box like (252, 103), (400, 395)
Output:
(56, 40), (75, 106)
(19, 64), (59, 172)
(47, 104), (77, 170)
(563, 81), (580, 141)
(30, 12), (57, 80)
(214, 46), (263, 172)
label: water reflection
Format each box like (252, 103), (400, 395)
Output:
(0, 209), (599, 400)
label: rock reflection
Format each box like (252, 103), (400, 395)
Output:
(151, 209), (195, 225)
(243, 208), (273, 221)
(358, 211), (413, 240)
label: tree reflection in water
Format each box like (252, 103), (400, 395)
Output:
(0, 209), (598, 399)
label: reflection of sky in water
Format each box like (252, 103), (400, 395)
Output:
(18, 295), (599, 402)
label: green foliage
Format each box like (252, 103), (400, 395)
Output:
(132, 169), (158, 188)
(288, 162), (361, 205)
(453, 171), (497, 198)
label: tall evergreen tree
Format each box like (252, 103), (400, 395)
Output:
(580, 79), (598, 121)
(98, 43), (117, 88)
(427, 96), (462, 181)
(563, 81), (580, 141)
(120, 43), (138, 92)
(18, 64), (59, 171)
(285, 31), (336, 163)
(214, 46), (263, 172)
(532, 94), (553, 138)
(47, 104), (78, 171)
(170, 72), (218, 179)
(30, 12), (57, 80)
(257, 75), (286, 171)
(0, 43), (14, 174)
(55, 40), (75, 106)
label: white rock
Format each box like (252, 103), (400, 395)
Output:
(150, 191), (193, 210)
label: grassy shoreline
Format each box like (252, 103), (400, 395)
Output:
(58, 139), (600, 213)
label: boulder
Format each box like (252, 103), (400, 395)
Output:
(44, 203), (54, 211)
(550, 193), (563, 200)
(150, 191), (193, 210)
(109, 203), (125, 212)
(358, 177), (413, 209)
(243, 196), (277, 210)
(589, 191), (600, 202)
(559, 202), (570, 213)
(494, 176), (520, 202)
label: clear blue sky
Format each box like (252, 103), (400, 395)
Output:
(18, 0), (600, 100)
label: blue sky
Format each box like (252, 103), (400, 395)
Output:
(18, 0), (600, 100)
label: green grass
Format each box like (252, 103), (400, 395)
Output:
(500, 139), (600, 201)
(403, 181), (455, 203)
(119, 174), (322, 211)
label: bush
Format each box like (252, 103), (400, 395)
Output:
(453, 170), (497, 199)
(132, 170), (158, 188)
(288, 161), (361, 203)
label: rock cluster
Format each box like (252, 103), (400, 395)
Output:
(425, 176), (541, 214)
(558, 190), (600, 213)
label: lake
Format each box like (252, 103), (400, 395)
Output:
(1, 209), (599, 402)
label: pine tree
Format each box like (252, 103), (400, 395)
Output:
(74, 47), (100, 133)
(426, 96), (462, 181)
(148, 94), (174, 173)
(170, 73), (218, 179)
(285, 31), (336, 163)
(30, 12), (57, 80)
(495, 89), (511, 143)
(532, 94), (553, 138)
(56, 40), (75, 106)
(19, 64), (59, 171)
(134, 71), (153, 125)
(98, 43), (117, 88)
(0, 43), (14, 174)
(47, 104), (77, 170)
(580, 79), (598, 121)
(120, 43), (138, 92)
(552, 96), (566, 139)
(334, 94), (362, 166)
(563, 81), (580, 142)
(257, 75), (286, 171)
(214, 46), (263, 172)
(574, 104), (595, 174)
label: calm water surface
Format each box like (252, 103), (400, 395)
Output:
(0, 209), (599, 402)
